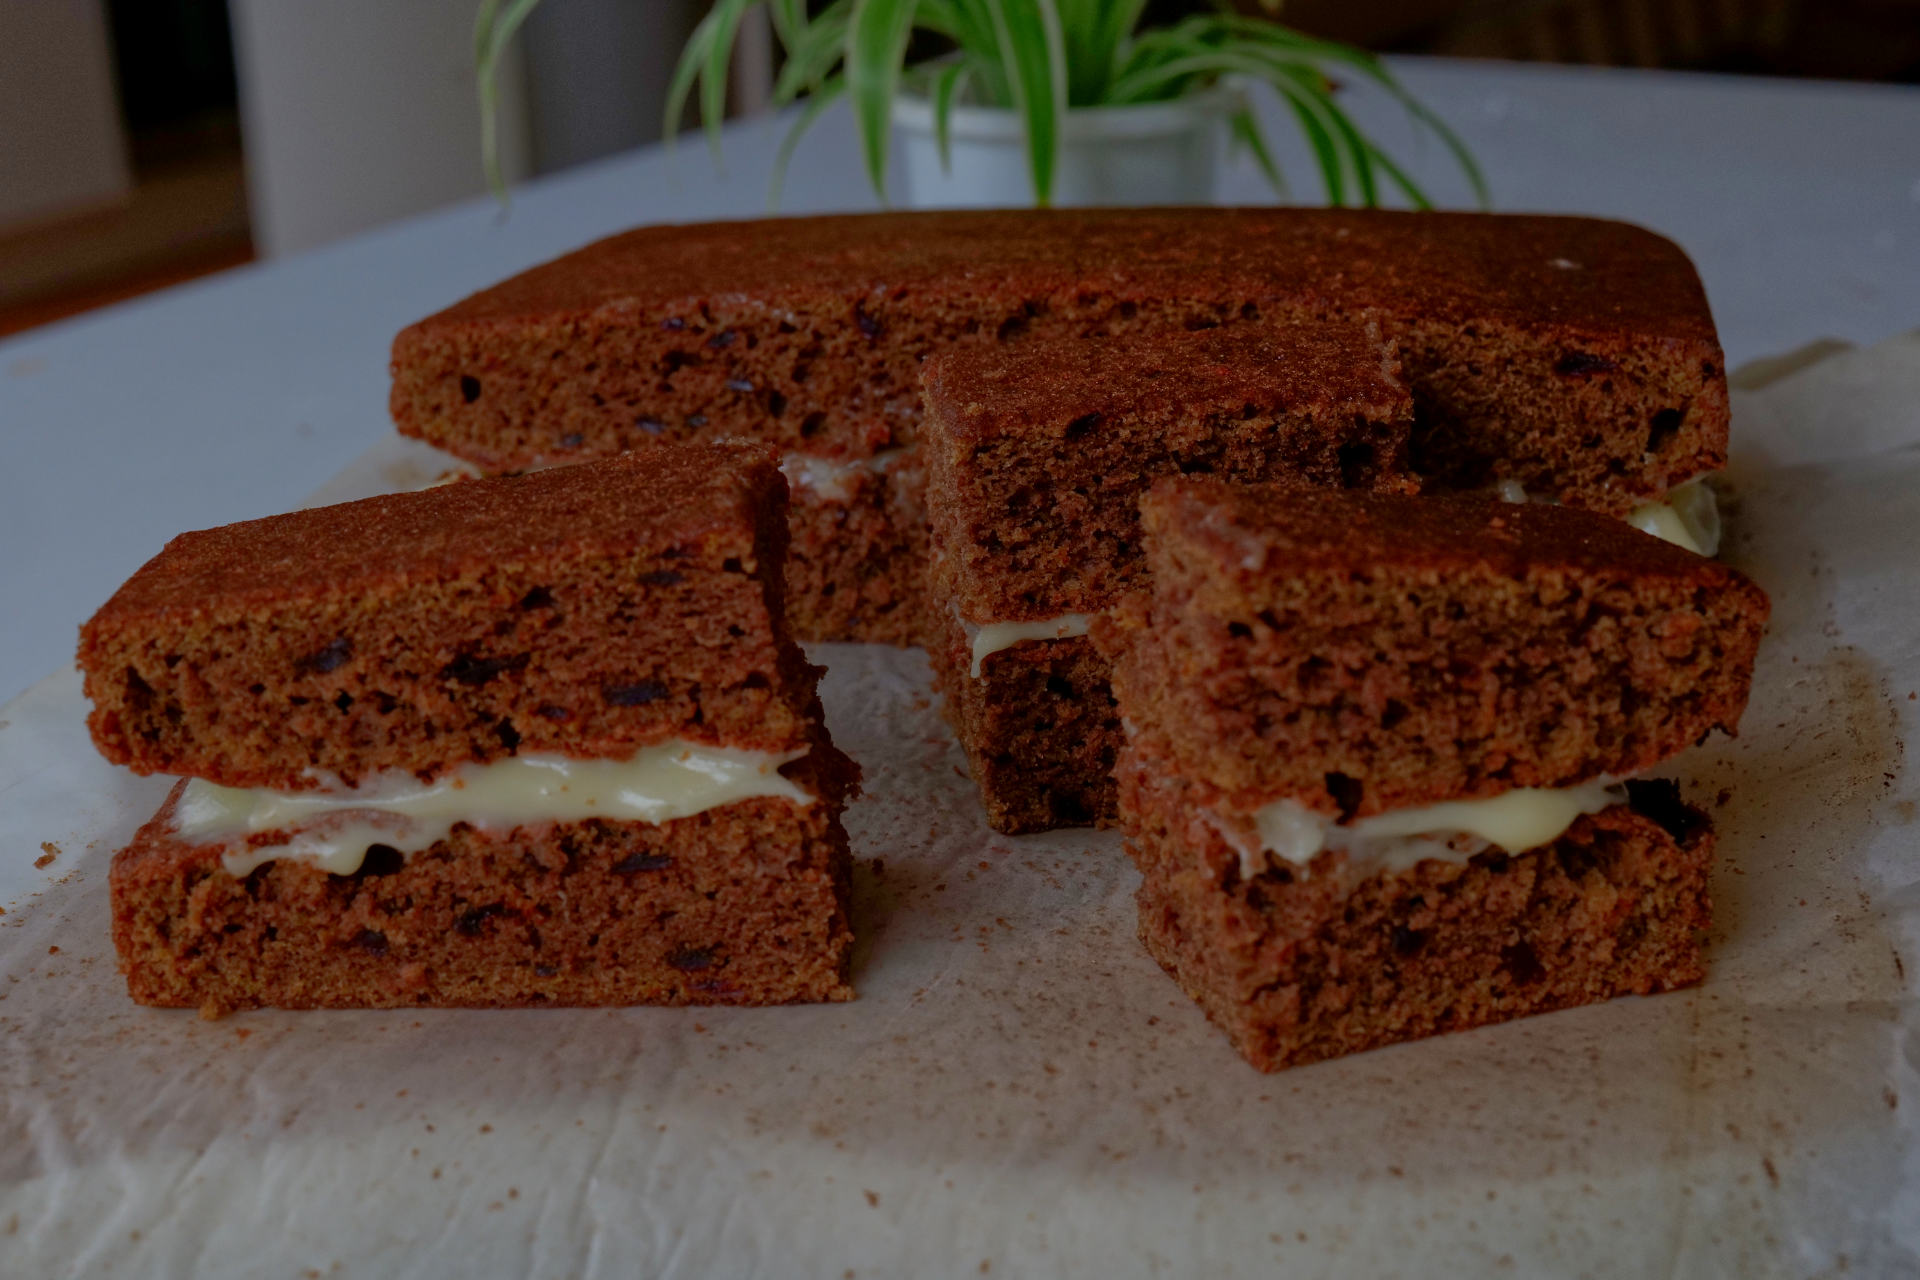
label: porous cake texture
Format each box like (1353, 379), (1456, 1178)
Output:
(1107, 481), (1769, 819)
(922, 323), (1418, 834)
(1125, 766), (1714, 1072)
(113, 750), (856, 1012)
(84, 446), (857, 1014)
(391, 208), (1730, 643)
(81, 448), (816, 788)
(1095, 479), (1766, 1071)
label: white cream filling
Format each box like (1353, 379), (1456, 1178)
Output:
(963, 613), (1094, 678)
(178, 742), (814, 879)
(781, 449), (905, 502)
(1494, 476), (1721, 556)
(1625, 478), (1721, 556)
(1238, 776), (1624, 881)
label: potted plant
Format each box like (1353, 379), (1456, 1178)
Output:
(477, 0), (1485, 209)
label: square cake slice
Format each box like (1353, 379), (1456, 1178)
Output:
(920, 322), (1418, 834)
(84, 446), (857, 1013)
(1094, 478), (1767, 1071)
(1109, 481), (1769, 819)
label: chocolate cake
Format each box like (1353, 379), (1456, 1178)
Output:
(921, 322), (1419, 833)
(84, 446), (857, 1014)
(1092, 478), (1767, 1071)
(390, 208), (1729, 644)
(1109, 481), (1769, 817)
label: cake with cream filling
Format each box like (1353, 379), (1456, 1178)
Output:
(1093, 479), (1767, 1071)
(389, 207), (1731, 645)
(921, 321), (1419, 833)
(83, 445), (857, 1014)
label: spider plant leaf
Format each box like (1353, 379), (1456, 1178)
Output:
(769, 74), (847, 209)
(664, 6), (721, 149)
(1271, 82), (1347, 205)
(1055, 0), (1147, 104)
(474, 0), (547, 201)
(767, 0), (806, 46)
(1228, 106), (1287, 200)
(931, 60), (973, 173)
(772, 0), (852, 106)
(912, 0), (965, 39)
(1362, 139), (1435, 210)
(847, 0), (919, 198)
(1310, 87), (1378, 206)
(700, 0), (758, 167)
(1213, 16), (1489, 205)
(984, 0), (1067, 205)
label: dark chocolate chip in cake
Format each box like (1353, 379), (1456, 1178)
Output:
(440, 652), (529, 687)
(299, 637), (353, 675)
(666, 946), (716, 971)
(602, 680), (668, 707)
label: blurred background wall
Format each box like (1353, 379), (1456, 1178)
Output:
(2, 0), (1915, 337)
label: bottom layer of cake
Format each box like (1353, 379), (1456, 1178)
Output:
(784, 454), (928, 647)
(930, 615), (1121, 835)
(112, 762), (857, 1016)
(1121, 762), (1712, 1072)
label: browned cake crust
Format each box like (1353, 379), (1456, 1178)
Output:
(1099, 480), (1769, 818)
(113, 749), (857, 1016)
(922, 323), (1419, 834)
(80, 447), (819, 790)
(390, 209), (1726, 516)
(1123, 761), (1713, 1072)
(392, 209), (1727, 646)
(923, 321), (1417, 621)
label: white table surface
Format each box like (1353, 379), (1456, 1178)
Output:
(3, 56), (1918, 708)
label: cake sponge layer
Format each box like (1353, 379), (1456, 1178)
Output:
(111, 747), (857, 1015)
(1123, 757), (1713, 1072)
(923, 320), (1417, 621)
(391, 208), (1727, 516)
(1099, 481), (1769, 818)
(81, 446), (818, 790)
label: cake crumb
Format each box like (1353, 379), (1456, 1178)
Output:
(864, 1190), (880, 1207)
(34, 842), (59, 869)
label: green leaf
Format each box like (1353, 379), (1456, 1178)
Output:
(930, 60), (973, 173)
(664, 7), (721, 149)
(770, 74), (848, 208)
(1054, 0), (1147, 104)
(474, 0), (547, 202)
(985, 0), (1067, 204)
(1228, 106), (1286, 200)
(772, 0), (852, 106)
(1361, 139), (1435, 210)
(1271, 83), (1346, 205)
(766, 0), (806, 45)
(847, 0), (920, 198)
(701, 0), (758, 166)
(1213, 15), (1488, 205)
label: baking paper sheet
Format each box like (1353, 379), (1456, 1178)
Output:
(4, 336), (1917, 1278)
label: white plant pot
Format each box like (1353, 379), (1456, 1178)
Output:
(891, 86), (1238, 209)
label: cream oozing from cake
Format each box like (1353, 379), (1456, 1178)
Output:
(177, 742), (814, 878)
(1231, 777), (1625, 880)
(1495, 476), (1721, 556)
(781, 449), (905, 502)
(962, 613), (1095, 677)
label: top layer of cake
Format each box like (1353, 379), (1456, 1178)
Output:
(80, 445), (818, 790)
(1096, 479), (1769, 817)
(391, 208), (1725, 513)
(923, 320), (1417, 620)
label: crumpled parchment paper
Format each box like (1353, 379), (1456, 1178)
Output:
(3, 337), (1916, 1278)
